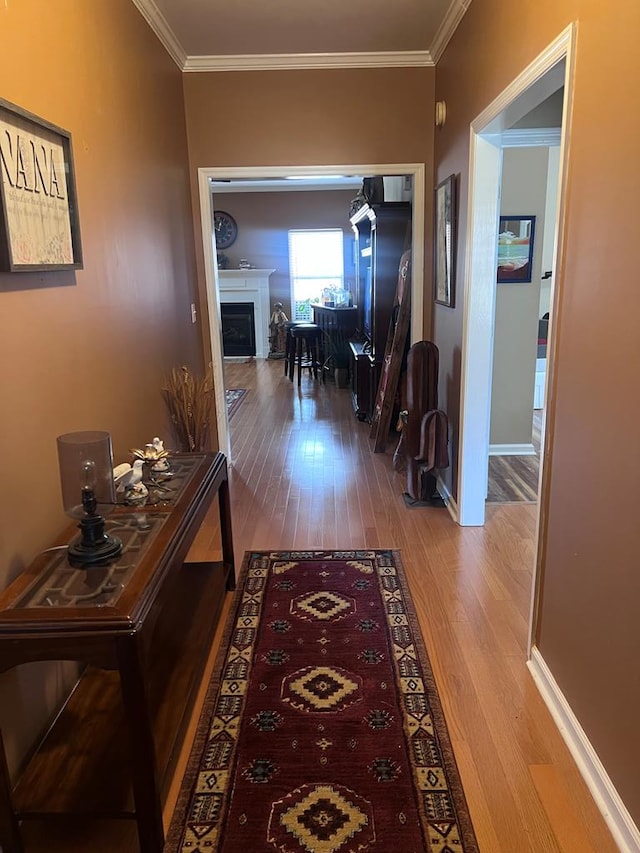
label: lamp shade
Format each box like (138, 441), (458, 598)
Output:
(57, 431), (117, 518)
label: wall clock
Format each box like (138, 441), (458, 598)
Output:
(213, 210), (238, 249)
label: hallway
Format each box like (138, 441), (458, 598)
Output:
(20, 359), (616, 852)
(209, 358), (616, 852)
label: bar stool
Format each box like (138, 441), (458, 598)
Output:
(289, 323), (322, 386)
(284, 321), (304, 378)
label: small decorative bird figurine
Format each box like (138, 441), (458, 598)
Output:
(130, 436), (171, 472)
(113, 459), (148, 503)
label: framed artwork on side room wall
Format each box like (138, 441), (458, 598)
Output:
(0, 98), (83, 272)
(497, 215), (536, 283)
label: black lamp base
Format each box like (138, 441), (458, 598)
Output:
(68, 514), (123, 568)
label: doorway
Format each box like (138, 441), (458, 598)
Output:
(456, 24), (576, 648)
(487, 136), (561, 504)
(197, 163), (426, 461)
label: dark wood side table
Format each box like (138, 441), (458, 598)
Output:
(311, 305), (357, 338)
(312, 305), (358, 379)
(0, 452), (235, 853)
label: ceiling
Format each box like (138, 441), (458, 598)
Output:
(132, 0), (473, 71)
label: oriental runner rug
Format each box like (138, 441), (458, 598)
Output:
(166, 550), (479, 853)
(225, 388), (247, 419)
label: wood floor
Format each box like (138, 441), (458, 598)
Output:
(19, 359), (618, 852)
(191, 359), (616, 852)
(487, 410), (542, 503)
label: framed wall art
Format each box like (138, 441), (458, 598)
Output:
(496, 216), (535, 283)
(0, 98), (83, 272)
(434, 174), (456, 307)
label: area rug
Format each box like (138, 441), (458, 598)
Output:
(225, 388), (247, 419)
(166, 550), (478, 853)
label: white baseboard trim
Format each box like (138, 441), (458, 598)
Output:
(437, 476), (458, 524)
(528, 647), (640, 851)
(489, 443), (536, 456)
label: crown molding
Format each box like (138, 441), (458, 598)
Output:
(430, 0), (473, 64)
(183, 50), (433, 72)
(133, 0), (440, 72)
(131, 0), (187, 69)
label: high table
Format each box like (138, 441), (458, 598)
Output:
(0, 451), (235, 853)
(311, 305), (358, 378)
(311, 305), (357, 338)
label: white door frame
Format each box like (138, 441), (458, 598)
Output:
(197, 163), (426, 461)
(457, 24), (575, 522)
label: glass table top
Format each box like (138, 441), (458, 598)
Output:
(14, 512), (168, 610)
(7, 454), (212, 612)
(115, 453), (203, 508)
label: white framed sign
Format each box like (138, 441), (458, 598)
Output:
(0, 98), (82, 272)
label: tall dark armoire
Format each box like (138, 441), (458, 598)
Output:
(348, 202), (411, 422)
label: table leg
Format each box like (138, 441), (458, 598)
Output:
(218, 461), (236, 590)
(117, 637), (164, 853)
(0, 731), (23, 853)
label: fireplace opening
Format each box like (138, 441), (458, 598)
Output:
(221, 302), (256, 357)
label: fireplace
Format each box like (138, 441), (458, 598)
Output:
(221, 303), (256, 357)
(218, 269), (275, 358)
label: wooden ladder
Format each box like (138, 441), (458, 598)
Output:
(369, 249), (412, 453)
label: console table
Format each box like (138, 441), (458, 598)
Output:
(0, 452), (235, 853)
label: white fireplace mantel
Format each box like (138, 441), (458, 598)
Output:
(218, 269), (275, 359)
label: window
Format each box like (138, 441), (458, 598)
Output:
(288, 229), (344, 321)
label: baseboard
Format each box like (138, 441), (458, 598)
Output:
(437, 475), (458, 524)
(528, 647), (640, 851)
(488, 443), (536, 456)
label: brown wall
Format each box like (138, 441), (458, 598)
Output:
(0, 1), (199, 773)
(435, 0), (640, 821)
(182, 67), (435, 351)
(211, 189), (357, 318)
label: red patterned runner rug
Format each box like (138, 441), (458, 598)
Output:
(166, 550), (479, 853)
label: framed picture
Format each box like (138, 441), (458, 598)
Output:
(0, 98), (83, 272)
(496, 216), (535, 283)
(434, 174), (456, 307)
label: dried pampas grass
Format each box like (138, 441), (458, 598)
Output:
(162, 364), (214, 452)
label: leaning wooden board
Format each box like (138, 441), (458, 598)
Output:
(369, 250), (411, 453)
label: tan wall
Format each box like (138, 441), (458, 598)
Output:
(211, 189), (357, 319)
(0, 1), (199, 774)
(435, 0), (640, 822)
(540, 146), (561, 316)
(182, 67), (435, 352)
(490, 147), (548, 446)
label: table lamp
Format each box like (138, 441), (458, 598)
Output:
(56, 431), (123, 567)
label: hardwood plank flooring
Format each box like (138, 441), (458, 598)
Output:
(18, 360), (617, 852)
(487, 410), (542, 503)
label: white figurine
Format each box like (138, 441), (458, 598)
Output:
(269, 302), (288, 356)
(113, 459), (148, 503)
(130, 437), (171, 472)
(150, 437), (170, 471)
